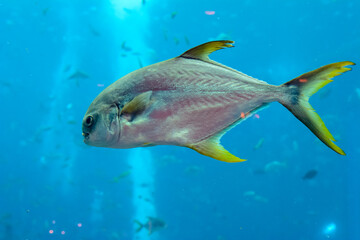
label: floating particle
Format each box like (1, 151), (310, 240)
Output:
(356, 88), (360, 99)
(243, 191), (255, 197)
(292, 140), (299, 151)
(205, 11), (215, 15)
(254, 195), (268, 203)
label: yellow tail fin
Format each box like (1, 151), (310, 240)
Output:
(281, 61), (355, 155)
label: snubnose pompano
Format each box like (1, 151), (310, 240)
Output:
(82, 40), (354, 162)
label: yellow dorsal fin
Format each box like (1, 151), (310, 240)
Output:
(178, 40), (253, 78)
(179, 40), (234, 62)
(187, 131), (246, 163)
(121, 91), (152, 115)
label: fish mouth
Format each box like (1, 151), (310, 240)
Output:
(82, 132), (89, 141)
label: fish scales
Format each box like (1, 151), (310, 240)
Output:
(119, 89), (270, 146)
(134, 58), (267, 95)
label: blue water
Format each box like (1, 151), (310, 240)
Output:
(1, 0), (359, 239)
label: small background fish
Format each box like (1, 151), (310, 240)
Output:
(302, 169), (318, 180)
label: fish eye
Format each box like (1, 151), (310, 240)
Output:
(85, 115), (94, 127)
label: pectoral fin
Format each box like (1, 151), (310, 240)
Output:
(121, 91), (152, 116)
(187, 132), (246, 163)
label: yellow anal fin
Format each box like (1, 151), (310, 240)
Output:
(188, 134), (246, 163)
(142, 142), (156, 147)
(179, 40), (234, 62)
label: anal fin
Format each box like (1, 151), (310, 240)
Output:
(187, 132), (245, 163)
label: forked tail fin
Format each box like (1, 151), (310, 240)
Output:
(134, 220), (143, 233)
(280, 61), (355, 155)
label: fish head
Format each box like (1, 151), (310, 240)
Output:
(82, 92), (122, 147)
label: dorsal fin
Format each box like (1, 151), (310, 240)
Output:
(178, 40), (267, 84)
(179, 40), (234, 62)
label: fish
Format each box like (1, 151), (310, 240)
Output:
(243, 191), (268, 203)
(185, 165), (203, 175)
(137, 57), (143, 68)
(82, 40), (355, 162)
(89, 25), (101, 37)
(42, 7), (50, 16)
(173, 37), (180, 45)
(170, 11), (177, 19)
(1, 81), (12, 88)
(253, 137), (265, 150)
(208, 32), (232, 42)
(111, 170), (131, 183)
(253, 160), (286, 174)
(67, 120), (77, 125)
(264, 161), (286, 173)
(302, 169), (318, 180)
(121, 41), (132, 52)
(68, 70), (89, 80)
(63, 64), (71, 73)
(134, 217), (167, 235)
(184, 35), (190, 45)
(163, 29), (168, 41)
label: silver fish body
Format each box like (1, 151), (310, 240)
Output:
(82, 40), (354, 162)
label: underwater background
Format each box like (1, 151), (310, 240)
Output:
(1, 0), (359, 239)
